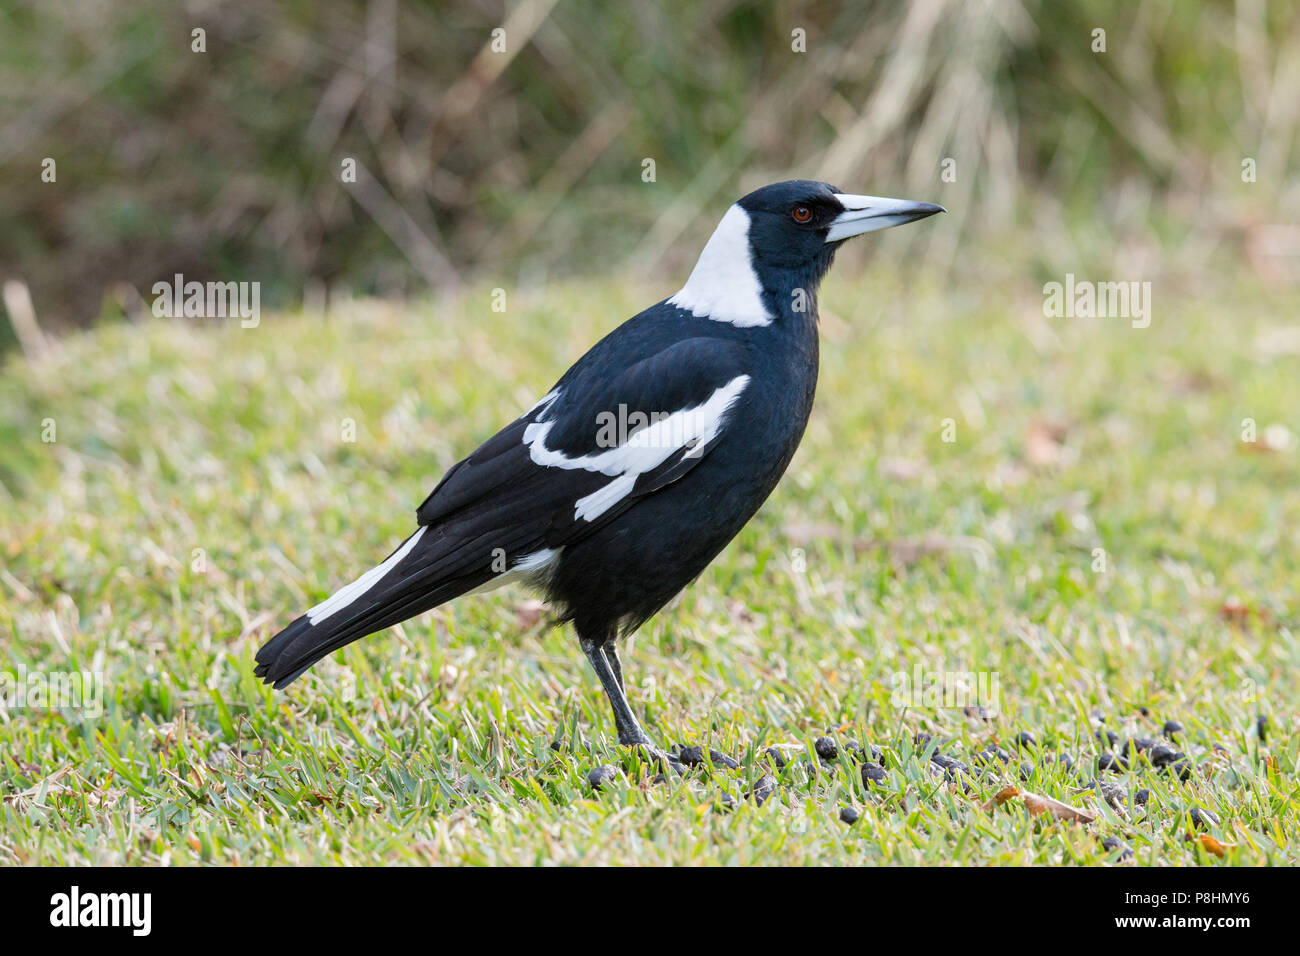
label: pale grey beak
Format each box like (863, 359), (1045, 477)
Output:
(826, 193), (946, 242)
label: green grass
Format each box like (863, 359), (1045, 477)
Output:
(1, 270), (1297, 865)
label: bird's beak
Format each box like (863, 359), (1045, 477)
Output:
(826, 194), (946, 242)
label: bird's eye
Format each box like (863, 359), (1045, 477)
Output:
(792, 205), (813, 223)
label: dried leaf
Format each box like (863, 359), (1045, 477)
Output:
(1021, 789), (1097, 823)
(981, 785), (1020, 811)
(1195, 834), (1234, 857)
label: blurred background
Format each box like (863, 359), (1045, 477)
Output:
(2, 0), (1297, 340)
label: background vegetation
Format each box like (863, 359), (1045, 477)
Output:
(1, 0), (1297, 332)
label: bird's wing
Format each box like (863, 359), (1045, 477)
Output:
(415, 335), (752, 548)
(255, 336), (752, 688)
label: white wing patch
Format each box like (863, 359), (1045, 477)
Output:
(523, 374), (751, 522)
(307, 525), (427, 625)
(466, 546), (563, 596)
(667, 205), (771, 328)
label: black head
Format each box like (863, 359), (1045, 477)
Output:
(736, 179), (945, 271)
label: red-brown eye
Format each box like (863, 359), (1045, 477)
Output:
(792, 205), (812, 223)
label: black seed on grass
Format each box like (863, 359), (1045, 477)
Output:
(1097, 728), (1119, 747)
(963, 705), (991, 722)
(1167, 759), (1193, 781)
(1188, 807), (1219, 830)
(587, 765), (619, 789)
(677, 745), (739, 769)
(839, 806), (860, 825)
(710, 749), (741, 770)
(815, 736), (838, 760)
(762, 747), (788, 769)
(862, 762), (888, 785)
(1092, 708), (1106, 723)
(914, 732), (933, 749)
(846, 742), (883, 762)
(1014, 732), (1037, 750)
(1127, 737), (1156, 754)
(845, 740), (876, 761)
(971, 750), (1005, 769)
(1149, 743), (1180, 767)
(975, 745), (1011, 765)
(751, 775), (778, 807)
(1134, 788), (1149, 806)
(931, 753), (967, 772)
(1162, 720), (1183, 737)
(1019, 760), (1035, 781)
(1256, 715), (1268, 742)
(1138, 705), (1150, 717)
(1098, 752), (1129, 772)
(1101, 836), (1134, 860)
(678, 745), (705, 766)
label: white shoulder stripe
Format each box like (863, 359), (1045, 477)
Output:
(307, 526), (427, 625)
(667, 205), (771, 328)
(524, 374), (751, 521)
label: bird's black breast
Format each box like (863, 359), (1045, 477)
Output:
(545, 305), (821, 636)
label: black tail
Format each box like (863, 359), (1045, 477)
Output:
(254, 524), (515, 688)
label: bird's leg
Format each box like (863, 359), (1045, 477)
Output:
(604, 640), (625, 693)
(580, 635), (648, 746)
(579, 634), (680, 771)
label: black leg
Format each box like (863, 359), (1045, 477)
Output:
(604, 640), (625, 693)
(579, 634), (650, 746)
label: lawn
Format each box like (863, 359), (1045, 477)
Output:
(1, 269), (1297, 865)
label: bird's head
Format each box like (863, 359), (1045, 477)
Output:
(739, 179), (944, 265)
(669, 179), (943, 328)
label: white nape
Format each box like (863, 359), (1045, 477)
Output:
(307, 526), (427, 625)
(667, 205), (771, 328)
(523, 374), (751, 521)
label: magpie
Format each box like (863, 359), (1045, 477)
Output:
(255, 180), (943, 760)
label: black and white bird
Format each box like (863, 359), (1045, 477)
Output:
(255, 180), (942, 759)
